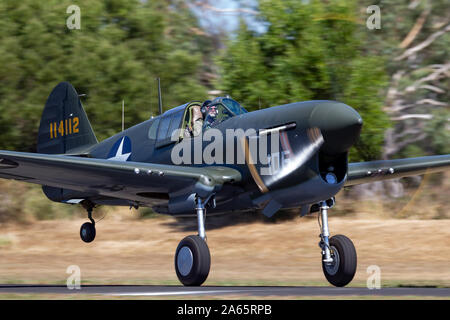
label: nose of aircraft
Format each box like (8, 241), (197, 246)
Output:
(308, 101), (363, 155)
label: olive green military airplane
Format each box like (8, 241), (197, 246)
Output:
(0, 82), (449, 287)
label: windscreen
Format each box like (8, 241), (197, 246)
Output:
(221, 98), (247, 115)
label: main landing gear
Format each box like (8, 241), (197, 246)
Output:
(318, 199), (357, 287)
(80, 201), (96, 243)
(174, 195), (212, 286)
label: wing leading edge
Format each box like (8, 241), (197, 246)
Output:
(0, 150), (241, 203)
(346, 154), (450, 186)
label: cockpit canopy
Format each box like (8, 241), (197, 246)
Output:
(202, 97), (247, 131)
(149, 97), (247, 148)
(211, 97), (247, 116)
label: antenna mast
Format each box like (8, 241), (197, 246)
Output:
(122, 100), (125, 132)
(157, 77), (163, 115)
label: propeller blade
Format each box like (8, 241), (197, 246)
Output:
(244, 127), (324, 193)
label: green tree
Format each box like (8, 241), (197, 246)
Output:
(0, 0), (211, 151)
(218, 0), (390, 161)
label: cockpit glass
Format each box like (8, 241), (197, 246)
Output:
(221, 98), (247, 115)
(203, 104), (233, 130)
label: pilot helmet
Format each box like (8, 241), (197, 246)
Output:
(201, 100), (212, 117)
(206, 104), (218, 116)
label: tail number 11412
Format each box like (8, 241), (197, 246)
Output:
(50, 117), (79, 139)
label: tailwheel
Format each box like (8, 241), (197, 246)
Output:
(175, 235), (210, 286)
(80, 222), (96, 243)
(80, 201), (96, 243)
(322, 235), (357, 287)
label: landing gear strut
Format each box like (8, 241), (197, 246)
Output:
(174, 195), (212, 286)
(318, 199), (357, 287)
(80, 201), (96, 243)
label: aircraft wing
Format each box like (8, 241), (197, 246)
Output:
(346, 154), (450, 186)
(0, 150), (241, 201)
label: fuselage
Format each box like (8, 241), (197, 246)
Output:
(83, 100), (362, 215)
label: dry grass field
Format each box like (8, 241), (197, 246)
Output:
(0, 212), (449, 288)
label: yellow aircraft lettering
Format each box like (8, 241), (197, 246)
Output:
(58, 120), (64, 137)
(73, 117), (79, 133)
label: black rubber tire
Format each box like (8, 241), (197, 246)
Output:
(322, 234), (357, 287)
(80, 222), (96, 243)
(175, 235), (211, 286)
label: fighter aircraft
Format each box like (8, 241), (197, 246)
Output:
(0, 82), (449, 287)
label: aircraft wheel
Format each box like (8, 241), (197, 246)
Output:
(322, 235), (357, 287)
(80, 222), (96, 243)
(175, 235), (210, 286)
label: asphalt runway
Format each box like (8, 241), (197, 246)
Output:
(0, 285), (449, 297)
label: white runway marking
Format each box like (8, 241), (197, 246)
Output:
(112, 289), (247, 296)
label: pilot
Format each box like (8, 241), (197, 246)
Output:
(200, 100), (212, 116)
(204, 104), (218, 130)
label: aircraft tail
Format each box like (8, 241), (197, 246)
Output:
(37, 82), (98, 155)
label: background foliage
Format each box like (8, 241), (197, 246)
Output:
(217, 0), (390, 161)
(0, 0), (211, 151)
(0, 0), (448, 221)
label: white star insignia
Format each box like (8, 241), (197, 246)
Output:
(108, 137), (131, 161)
